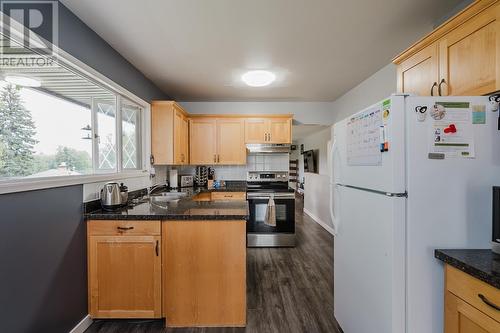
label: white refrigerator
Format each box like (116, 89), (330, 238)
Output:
(330, 95), (500, 333)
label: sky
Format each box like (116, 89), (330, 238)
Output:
(0, 80), (117, 157)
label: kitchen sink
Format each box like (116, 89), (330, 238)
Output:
(149, 191), (187, 203)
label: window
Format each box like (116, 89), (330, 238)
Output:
(94, 98), (117, 171)
(0, 33), (145, 182)
(121, 99), (142, 170)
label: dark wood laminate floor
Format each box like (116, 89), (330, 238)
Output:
(85, 196), (341, 333)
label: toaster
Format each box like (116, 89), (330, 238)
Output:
(179, 175), (194, 187)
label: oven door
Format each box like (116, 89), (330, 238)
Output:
(247, 193), (295, 233)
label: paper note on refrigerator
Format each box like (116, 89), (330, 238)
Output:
(429, 102), (475, 158)
(346, 106), (383, 165)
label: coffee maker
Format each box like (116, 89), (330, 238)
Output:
(492, 187), (500, 254)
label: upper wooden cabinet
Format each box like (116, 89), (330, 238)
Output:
(152, 101), (293, 165)
(244, 118), (268, 143)
(438, 4), (499, 96)
(190, 117), (246, 165)
(244, 117), (292, 144)
(394, 0), (500, 96)
(216, 118), (246, 164)
(151, 101), (189, 165)
(397, 43), (439, 96)
(189, 118), (217, 165)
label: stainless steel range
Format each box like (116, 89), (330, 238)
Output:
(246, 171), (295, 247)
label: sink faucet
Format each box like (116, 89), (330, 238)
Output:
(148, 181), (168, 196)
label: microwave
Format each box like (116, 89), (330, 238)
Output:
(492, 187), (500, 254)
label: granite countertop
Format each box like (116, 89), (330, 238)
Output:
(85, 186), (249, 221)
(435, 249), (500, 289)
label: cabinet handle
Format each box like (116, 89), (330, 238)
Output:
(438, 78), (445, 96)
(478, 294), (500, 311)
(430, 82), (437, 96)
(268, 133), (271, 141)
(150, 154), (155, 165)
(214, 154), (217, 163)
(117, 226), (134, 231)
(217, 154), (220, 163)
(155, 240), (159, 257)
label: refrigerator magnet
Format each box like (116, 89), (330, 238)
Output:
(472, 105), (486, 124)
(379, 126), (385, 152)
(415, 106), (428, 122)
(431, 104), (446, 120)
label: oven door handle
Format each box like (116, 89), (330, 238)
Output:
(247, 194), (295, 200)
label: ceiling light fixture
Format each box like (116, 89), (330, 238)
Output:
(241, 70), (276, 87)
(4, 75), (42, 87)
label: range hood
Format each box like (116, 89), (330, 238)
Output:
(246, 144), (291, 154)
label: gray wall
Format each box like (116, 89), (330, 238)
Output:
(0, 185), (86, 333)
(57, 2), (169, 101)
(330, 64), (397, 124)
(180, 101), (333, 125)
(292, 127), (334, 231)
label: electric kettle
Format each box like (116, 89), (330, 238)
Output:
(100, 182), (123, 210)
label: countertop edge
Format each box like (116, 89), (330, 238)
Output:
(434, 249), (500, 290)
(84, 214), (250, 221)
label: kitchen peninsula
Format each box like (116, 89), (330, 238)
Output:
(85, 187), (249, 327)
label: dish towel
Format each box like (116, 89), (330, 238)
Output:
(264, 194), (276, 227)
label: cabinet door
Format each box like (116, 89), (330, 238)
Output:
(163, 221), (246, 327)
(217, 118), (246, 164)
(439, 4), (499, 96)
(173, 109), (186, 165)
(190, 118), (217, 164)
(244, 118), (268, 143)
(88, 235), (162, 318)
(268, 118), (292, 143)
(397, 43), (439, 96)
(151, 103), (173, 165)
(445, 291), (500, 333)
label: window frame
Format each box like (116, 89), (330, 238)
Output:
(119, 96), (143, 171)
(0, 14), (151, 194)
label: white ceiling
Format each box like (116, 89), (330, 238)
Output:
(61, 0), (463, 102)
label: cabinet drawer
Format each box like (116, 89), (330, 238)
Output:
(446, 265), (500, 322)
(88, 220), (161, 236)
(211, 192), (246, 201)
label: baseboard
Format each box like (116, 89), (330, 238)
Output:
(69, 314), (93, 333)
(303, 208), (334, 235)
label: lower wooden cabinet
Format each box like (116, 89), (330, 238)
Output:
(87, 219), (247, 326)
(210, 191), (246, 201)
(87, 220), (162, 318)
(445, 291), (500, 333)
(163, 220), (247, 327)
(444, 265), (500, 333)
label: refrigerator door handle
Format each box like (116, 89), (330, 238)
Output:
(330, 183), (339, 235)
(330, 137), (340, 182)
(329, 137), (340, 235)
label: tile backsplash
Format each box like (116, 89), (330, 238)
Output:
(175, 153), (289, 181)
(247, 154), (289, 172)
